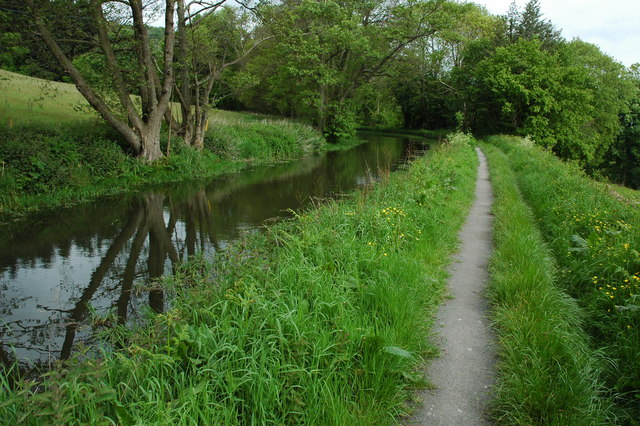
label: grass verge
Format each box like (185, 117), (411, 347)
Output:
(481, 142), (613, 424)
(488, 136), (640, 422)
(0, 136), (478, 424)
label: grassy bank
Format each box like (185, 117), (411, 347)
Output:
(0, 69), (326, 220)
(488, 136), (640, 422)
(0, 119), (323, 221)
(481, 142), (613, 424)
(0, 136), (478, 424)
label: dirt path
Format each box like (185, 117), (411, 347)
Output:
(409, 147), (496, 425)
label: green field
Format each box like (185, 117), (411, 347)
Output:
(0, 69), (96, 125)
(0, 69), (277, 128)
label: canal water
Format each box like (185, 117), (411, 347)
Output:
(0, 133), (430, 370)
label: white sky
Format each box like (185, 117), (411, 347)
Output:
(472, 0), (640, 67)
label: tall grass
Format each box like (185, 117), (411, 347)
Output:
(0, 138), (478, 423)
(489, 136), (640, 422)
(205, 120), (324, 160)
(481, 142), (613, 424)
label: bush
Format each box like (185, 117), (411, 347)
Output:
(205, 120), (323, 160)
(0, 123), (129, 194)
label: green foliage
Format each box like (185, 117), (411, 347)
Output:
(0, 1), (95, 81)
(601, 65), (640, 188)
(0, 124), (130, 195)
(491, 135), (640, 422)
(240, 0), (447, 139)
(482, 141), (614, 424)
(504, 0), (562, 48)
(322, 101), (359, 142)
(390, 2), (497, 130)
(0, 140), (479, 424)
(352, 80), (404, 129)
(204, 120), (324, 160)
(464, 39), (634, 166)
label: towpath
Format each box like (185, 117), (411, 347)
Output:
(409, 147), (496, 425)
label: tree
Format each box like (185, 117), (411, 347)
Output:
(517, 0), (560, 47)
(0, 1), (95, 80)
(496, 0), (562, 49)
(171, 2), (268, 149)
(503, 1), (519, 43)
(25, 0), (177, 161)
(240, 0), (448, 141)
(601, 64), (640, 187)
(464, 37), (634, 165)
(391, 2), (497, 129)
(561, 40), (635, 165)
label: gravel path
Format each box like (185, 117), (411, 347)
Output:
(409, 147), (496, 425)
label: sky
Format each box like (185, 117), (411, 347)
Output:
(472, 0), (640, 67)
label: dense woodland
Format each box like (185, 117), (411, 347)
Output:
(1, 0), (639, 186)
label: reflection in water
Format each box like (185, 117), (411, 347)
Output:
(0, 134), (429, 370)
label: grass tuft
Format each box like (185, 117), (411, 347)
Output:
(486, 136), (639, 422)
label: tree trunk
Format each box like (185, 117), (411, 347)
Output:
(139, 123), (165, 162)
(192, 109), (209, 149)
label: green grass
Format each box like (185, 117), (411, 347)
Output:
(0, 69), (277, 127)
(599, 182), (640, 205)
(481, 142), (613, 424)
(488, 135), (640, 422)
(0, 69), (97, 125)
(0, 136), (479, 424)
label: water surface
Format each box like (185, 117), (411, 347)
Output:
(0, 133), (429, 369)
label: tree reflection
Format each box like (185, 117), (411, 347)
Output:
(0, 134), (423, 370)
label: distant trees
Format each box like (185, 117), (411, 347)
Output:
(239, 0), (450, 140)
(464, 3), (634, 165)
(602, 64), (640, 187)
(512, 0), (561, 47)
(466, 38), (634, 165)
(0, 1), (94, 80)
(389, 1), (497, 129)
(3, 0), (637, 186)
